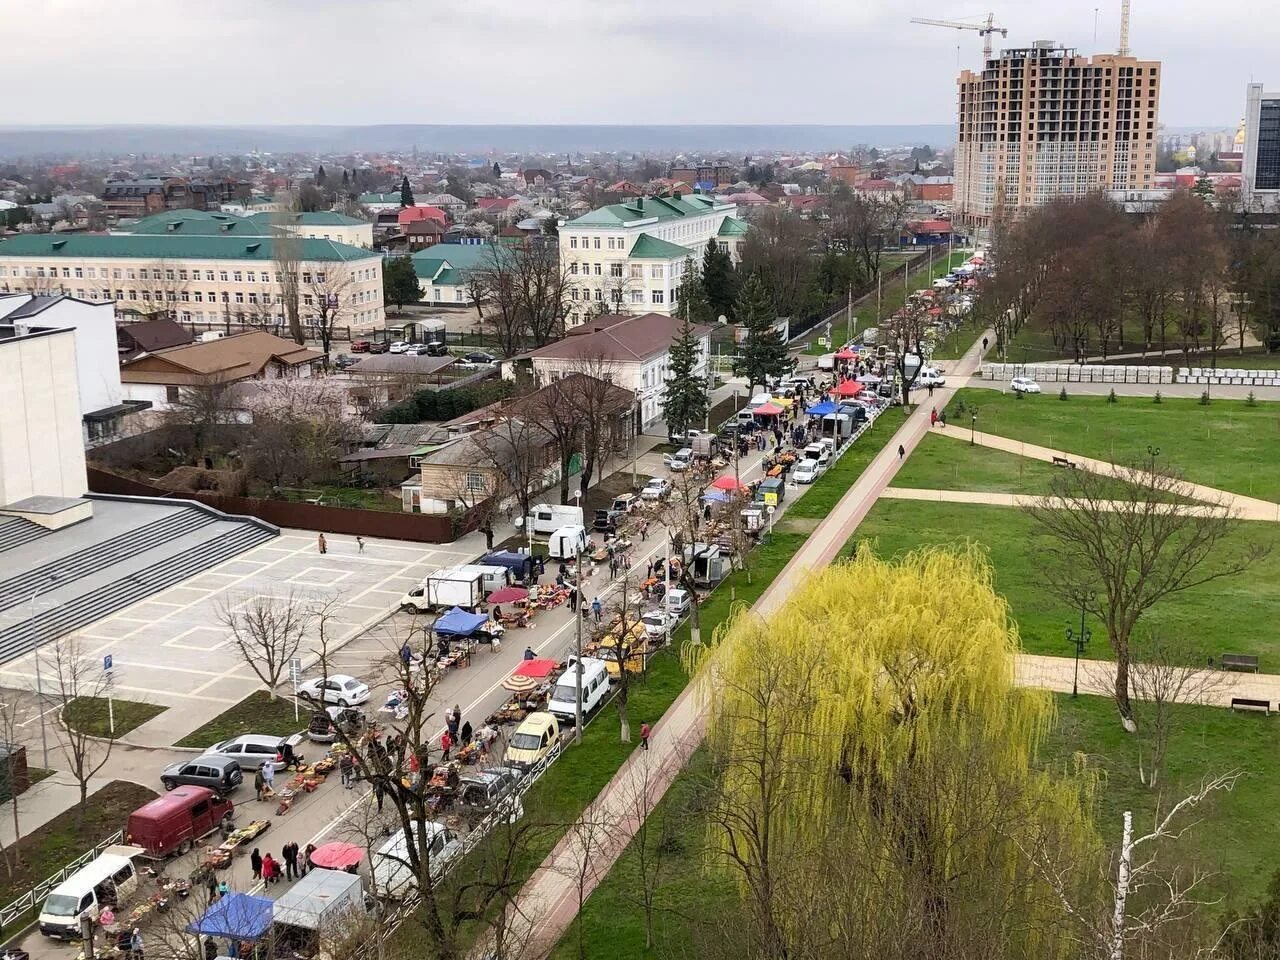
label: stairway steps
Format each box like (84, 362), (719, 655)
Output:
(0, 518), (48, 553)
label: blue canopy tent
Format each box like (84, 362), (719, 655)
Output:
(805, 401), (837, 416)
(188, 893), (274, 942)
(434, 606), (489, 636)
(702, 489), (730, 503)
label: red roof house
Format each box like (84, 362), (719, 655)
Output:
(398, 206), (447, 226)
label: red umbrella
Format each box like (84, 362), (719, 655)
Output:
(513, 658), (559, 679)
(309, 842), (364, 870)
(710, 475), (748, 492)
(754, 402), (783, 415)
(831, 380), (864, 398)
(487, 585), (528, 604)
(834, 348), (858, 360)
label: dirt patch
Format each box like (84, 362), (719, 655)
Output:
(773, 517), (821, 534)
(0, 780), (157, 912)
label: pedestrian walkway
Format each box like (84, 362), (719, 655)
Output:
(1016, 652), (1280, 706)
(502, 329), (996, 959)
(0, 771), (113, 848)
(934, 428), (1280, 521)
(880, 486), (1280, 521)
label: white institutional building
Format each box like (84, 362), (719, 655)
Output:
(558, 194), (748, 324)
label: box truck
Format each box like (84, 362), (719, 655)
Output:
(400, 567), (485, 613)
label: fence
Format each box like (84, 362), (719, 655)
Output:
(980, 363), (1174, 385)
(181, 319), (354, 341)
(0, 829), (124, 929)
(86, 468), (474, 544)
(1180, 367), (1280, 387)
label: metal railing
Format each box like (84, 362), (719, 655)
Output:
(0, 829), (124, 929)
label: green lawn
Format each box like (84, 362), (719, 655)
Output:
(175, 690), (306, 747)
(849, 500), (1280, 666)
(1003, 323), (1280, 370)
(63, 697), (166, 738)
(783, 409), (907, 520)
(552, 690), (1280, 960)
(947, 389), (1280, 503)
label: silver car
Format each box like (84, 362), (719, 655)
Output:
(204, 733), (303, 771)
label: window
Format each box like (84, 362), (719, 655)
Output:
(246, 271), (255, 282)
(166, 386), (180, 403)
(594, 263), (602, 276)
(464, 472), (485, 491)
(219, 271), (228, 281)
(593, 237), (601, 249)
(235, 292), (244, 303)
(303, 294), (313, 306)
(166, 269), (175, 281)
(652, 290), (665, 304)
(179, 269), (188, 281)
(570, 237), (578, 249)
(206, 270), (216, 281)
(610, 263), (623, 277)
(630, 290), (644, 304)
(629, 264), (643, 279)
(569, 262), (578, 274)
(302, 272), (312, 283)
(74, 267), (83, 278)
(594, 289), (602, 301)
(113, 268), (122, 279)
(194, 292), (203, 302)
(316, 271), (326, 283)
(650, 264), (664, 279)
(233, 271), (242, 282)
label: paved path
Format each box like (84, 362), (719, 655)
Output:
(964, 377), (1280, 402)
(880, 486), (1280, 522)
(501, 330), (996, 958)
(1016, 653), (1280, 706)
(934, 428), (1280, 521)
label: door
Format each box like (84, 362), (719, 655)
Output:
(189, 798), (213, 836)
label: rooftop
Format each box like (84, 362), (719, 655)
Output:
(120, 330), (322, 384)
(627, 234), (693, 260)
(0, 233), (379, 263)
(566, 194), (731, 228)
(513, 312), (710, 365)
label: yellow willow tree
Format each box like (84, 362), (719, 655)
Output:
(686, 545), (1105, 960)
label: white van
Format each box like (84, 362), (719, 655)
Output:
(547, 525), (589, 560)
(547, 657), (610, 724)
(371, 823), (460, 899)
(447, 563), (511, 595)
(524, 504), (584, 536)
(39, 846), (144, 939)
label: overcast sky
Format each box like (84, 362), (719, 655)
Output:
(6, 0), (1275, 128)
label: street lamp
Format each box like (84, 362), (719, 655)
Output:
(1147, 444), (1161, 468)
(573, 488), (584, 743)
(1065, 590), (1095, 698)
(970, 407), (979, 446)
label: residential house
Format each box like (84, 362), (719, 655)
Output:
(829, 165), (862, 187)
(669, 164), (735, 190)
(518, 169), (555, 189)
(856, 179), (901, 196)
(905, 176), (955, 202)
(398, 206), (448, 229)
(357, 192), (408, 213)
(119, 330), (323, 411)
(900, 219), (956, 246)
(501, 311), (709, 427)
(424, 194), (467, 218)
(116, 316), (194, 361)
(101, 177), (249, 219)
(411, 243), (497, 305)
(558, 194), (745, 322)
(401, 217), (449, 250)
(341, 353), (457, 414)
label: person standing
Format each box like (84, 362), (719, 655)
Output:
(253, 767), (265, 802)
(130, 928), (143, 960)
(591, 597), (602, 623)
(523, 645), (536, 660)
(460, 720), (472, 745)
(356, 535), (365, 554)
(317, 533), (327, 555)
(339, 751), (355, 788)
(250, 848), (263, 881)
(440, 729), (453, 761)
(303, 843), (317, 875)
(261, 853), (278, 885)
(930, 407), (938, 428)
(283, 842), (299, 881)
(639, 722), (650, 751)
(260, 759), (275, 795)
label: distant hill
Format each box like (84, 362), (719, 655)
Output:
(0, 124), (957, 159)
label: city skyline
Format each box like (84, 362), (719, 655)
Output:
(7, 0), (1276, 129)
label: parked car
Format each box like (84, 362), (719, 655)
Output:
(350, 339), (371, 353)
(456, 767), (521, 817)
(464, 351), (496, 365)
(126, 788), (234, 859)
(403, 344), (430, 356)
(663, 448), (692, 472)
(203, 734), (303, 771)
(592, 509), (620, 533)
(306, 706), (367, 743)
(425, 341), (450, 357)
(641, 477), (670, 500)
(388, 341), (409, 354)
(793, 459), (821, 484)
(160, 755), (243, 793)
(297, 674), (370, 706)
(917, 368), (946, 388)
(611, 493), (639, 514)
(642, 610), (675, 637)
(334, 354), (358, 369)
(453, 358), (478, 369)
(665, 588), (692, 617)
(1010, 376), (1041, 394)
(506, 713), (561, 769)
(368, 341), (389, 354)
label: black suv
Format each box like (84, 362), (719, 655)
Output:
(160, 755), (243, 794)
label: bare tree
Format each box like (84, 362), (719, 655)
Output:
(216, 590), (312, 700)
(305, 262), (355, 367)
(523, 378), (587, 505)
(44, 634), (119, 816)
(0, 699), (26, 877)
(882, 297), (932, 407)
(619, 749), (677, 949)
(561, 361), (634, 494)
(472, 413), (553, 526)
(241, 377), (358, 492)
(1025, 460), (1266, 731)
(162, 373), (237, 460)
(273, 224), (304, 345)
(597, 572), (647, 743)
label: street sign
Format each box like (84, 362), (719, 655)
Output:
(103, 654), (113, 672)
(289, 657), (302, 684)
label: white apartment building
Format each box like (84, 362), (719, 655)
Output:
(1243, 83), (1280, 211)
(955, 42), (1162, 231)
(0, 233), (385, 328)
(559, 194), (747, 323)
(0, 322), (87, 505)
(0, 294), (143, 444)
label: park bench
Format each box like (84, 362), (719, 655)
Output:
(1221, 654), (1260, 673)
(1051, 456), (1077, 469)
(1230, 697), (1271, 715)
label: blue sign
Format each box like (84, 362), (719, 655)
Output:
(103, 654), (113, 671)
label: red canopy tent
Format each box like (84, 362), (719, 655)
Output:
(830, 380), (864, 398)
(710, 475), (748, 492)
(309, 842), (364, 870)
(513, 658), (559, 678)
(753, 402), (783, 416)
(487, 585), (529, 604)
(834, 348), (858, 360)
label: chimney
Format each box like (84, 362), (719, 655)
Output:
(674, 190), (682, 200)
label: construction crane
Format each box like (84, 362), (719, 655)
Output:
(910, 12), (1008, 62)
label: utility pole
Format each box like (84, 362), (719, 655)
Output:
(574, 542), (584, 743)
(845, 280), (853, 345)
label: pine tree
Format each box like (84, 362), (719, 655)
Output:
(400, 175), (414, 208)
(492, 161), (501, 178)
(662, 270), (711, 438)
(701, 237), (736, 320)
(1192, 174), (1215, 202)
(383, 256), (422, 311)
(676, 258), (714, 326)
(732, 271), (789, 393)
(316, 165), (326, 186)
(341, 170), (349, 187)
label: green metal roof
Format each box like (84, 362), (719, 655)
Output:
(410, 243), (504, 282)
(717, 217), (750, 237)
(248, 211), (369, 228)
(627, 234), (693, 260)
(566, 193), (726, 227)
(432, 267), (467, 287)
(0, 233), (379, 263)
(358, 192), (401, 204)
(124, 211), (267, 236)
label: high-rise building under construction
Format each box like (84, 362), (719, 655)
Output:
(954, 40), (1161, 231)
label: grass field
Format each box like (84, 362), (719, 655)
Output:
(1003, 323), (1280, 370)
(781, 409), (907, 521)
(552, 690), (1280, 960)
(175, 690), (306, 747)
(849, 500), (1280, 666)
(945, 389), (1280, 503)
(63, 697), (166, 738)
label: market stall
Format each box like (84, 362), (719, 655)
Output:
(309, 842), (364, 872)
(486, 658), (561, 726)
(188, 893), (273, 945)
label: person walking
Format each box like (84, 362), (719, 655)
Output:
(898, 444), (905, 460)
(356, 535), (365, 554)
(939, 409), (947, 428)
(639, 722), (650, 751)
(218, 880), (229, 899)
(591, 597), (602, 623)
(206, 874), (219, 905)
(250, 848), (263, 881)
(317, 533), (327, 555)
(130, 928), (143, 960)
(261, 853), (278, 885)
(568, 584), (578, 611)
(440, 729), (453, 761)
(930, 407), (938, 428)
(253, 767), (265, 802)
(339, 751), (354, 788)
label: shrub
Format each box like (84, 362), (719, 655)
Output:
(1058, 386), (1068, 401)
(1199, 390), (1211, 406)
(1107, 388), (1118, 404)
(1154, 390), (1163, 404)
(1247, 390), (1257, 407)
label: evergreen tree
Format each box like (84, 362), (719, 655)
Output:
(661, 310), (710, 440)
(676, 258), (715, 326)
(701, 237), (736, 320)
(383, 256), (422, 311)
(400, 175), (414, 208)
(341, 169), (349, 187)
(732, 271), (789, 392)
(492, 161), (501, 178)
(316, 165), (326, 186)
(1192, 174), (1216, 202)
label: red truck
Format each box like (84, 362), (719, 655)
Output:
(125, 786), (234, 858)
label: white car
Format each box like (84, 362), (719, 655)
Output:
(1010, 376), (1042, 394)
(916, 369), (946, 388)
(663, 448), (692, 472)
(793, 459), (821, 484)
(388, 341), (409, 354)
(297, 674), (370, 707)
(641, 477), (670, 500)
(642, 611), (675, 637)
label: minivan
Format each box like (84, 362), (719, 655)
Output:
(160, 755), (242, 793)
(39, 847), (142, 939)
(547, 524), (589, 560)
(447, 563), (511, 595)
(547, 657), (610, 724)
(125, 787), (234, 859)
(506, 712), (561, 769)
(205, 733), (303, 770)
(524, 503), (584, 536)
(371, 822), (460, 899)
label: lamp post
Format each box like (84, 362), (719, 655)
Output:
(970, 407), (978, 446)
(29, 576), (58, 768)
(1065, 590), (1095, 698)
(1147, 444), (1161, 468)
(572, 489), (584, 743)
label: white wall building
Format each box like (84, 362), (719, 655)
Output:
(558, 195), (747, 323)
(1243, 83), (1280, 211)
(0, 322), (87, 504)
(500, 312), (711, 427)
